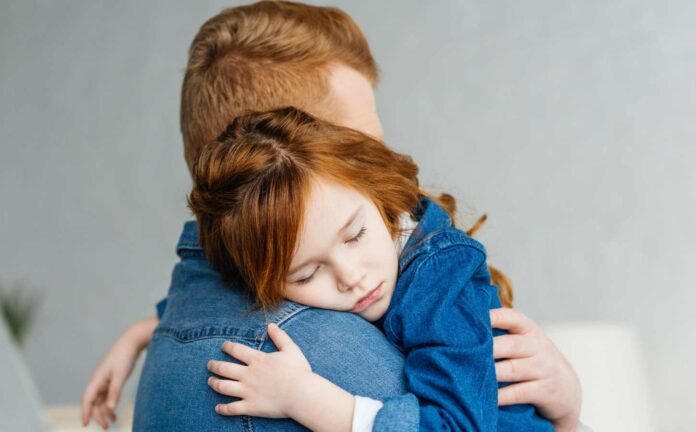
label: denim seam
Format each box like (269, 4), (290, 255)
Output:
(273, 302), (310, 327)
(238, 306), (311, 432)
(154, 303), (310, 344)
(154, 326), (262, 342)
(249, 303), (310, 350)
(240, 414), (254, 432)
(402, 231), (485, 268)
(177, 248), (203, 258)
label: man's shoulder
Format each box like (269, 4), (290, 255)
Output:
(138, 307), (407, 431)
(267, 309), (408, 400)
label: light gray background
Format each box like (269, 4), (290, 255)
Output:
(1, 1), (694, 430)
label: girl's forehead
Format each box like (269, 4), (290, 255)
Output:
(302, 180), (366, 235)
(308, 178), (365, 211)
(291, 179), (371, 257)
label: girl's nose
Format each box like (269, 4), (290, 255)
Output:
(336, 264), (365, 292)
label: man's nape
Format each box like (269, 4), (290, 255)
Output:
(308, 63), (384, 140)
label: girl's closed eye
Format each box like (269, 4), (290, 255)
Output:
(295, 266), (320, 285)
(346, 227), (366, 244)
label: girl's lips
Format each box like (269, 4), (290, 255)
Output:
(352, 282), (383, 313)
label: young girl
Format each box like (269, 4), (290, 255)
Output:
(182, 107), (553, 431)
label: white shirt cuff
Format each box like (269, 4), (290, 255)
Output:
(352, 395), (383, 432)
(577, 421), (593, 432)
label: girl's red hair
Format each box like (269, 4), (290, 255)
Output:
(188, 107), (513, 309)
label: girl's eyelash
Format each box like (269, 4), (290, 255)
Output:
(295, 266), (320, 285)
(347, 227), (366, 244)
(294, 227), (366, 285)
(295, 274), (314, 285)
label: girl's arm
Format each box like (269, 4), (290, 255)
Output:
(376, 243), (499, 431)
(81, 316), (159, 428)
(208, 323), (355, 432)
(372, 240), (553, 431)
(491, 308), (581, 432)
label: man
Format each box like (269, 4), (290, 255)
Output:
(123, 2), (580, 430)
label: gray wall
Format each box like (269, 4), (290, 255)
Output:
(1, 1), (694, 430)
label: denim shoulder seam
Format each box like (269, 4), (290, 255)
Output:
(274, 301), (310, 328)
(385, 234), (487, 344)
(399, 229), (485, 273)
(250, 302), (310, 350)
(154, 302), (310, 345)
(154, 326), (264, 343)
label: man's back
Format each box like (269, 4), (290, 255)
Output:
(133, 221), (409, 431)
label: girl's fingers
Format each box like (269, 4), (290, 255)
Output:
(490, 308), (535, 335)
(93, 402), (108, 429)
(208, 376), (244, 397)
(266, 323), (297, 352)
(493, 334), (536, 359)
(106, 375), (124, 411)
(81, 398), (93, 426)
(81, 376), (107, 425)
(497, 380), (542, 407)
(106, 404), (117, 423)
(215, 401), (250, 416)
(221, 341), (261, 365)
(100, 402), (115, 427)
(208, 360), (245, 380)
(495, 358), (543, 383)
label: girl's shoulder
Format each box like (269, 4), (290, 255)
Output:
(399, 226), (487, 272)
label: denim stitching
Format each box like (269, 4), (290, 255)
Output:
(240, 414), (254, 432)
(386, 232), (487, 346)
(154, 326), (262, 342)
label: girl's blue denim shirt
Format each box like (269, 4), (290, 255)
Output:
(372, 197), (553, 431)
(136, 197), (552, 431)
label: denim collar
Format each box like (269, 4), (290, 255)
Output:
(402, 196), (453, 253)
(176, 220), (201, 254)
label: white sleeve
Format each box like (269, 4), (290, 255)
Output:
(352, 395), (592, 432)
(352, 395), (384, 432)
(578, 421), (593, 432)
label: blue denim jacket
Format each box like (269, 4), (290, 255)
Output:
(372, 197), (553, 431)
(134, 198), (551, 431)
(133, 225), (411, 432)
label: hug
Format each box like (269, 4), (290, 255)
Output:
(82, 2), (584, 431)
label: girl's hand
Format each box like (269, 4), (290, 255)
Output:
(81, 333), (140, 429)
(207, 323), (312, 418)
(491, 308), (581, 432)
(81, 317), (158, 429)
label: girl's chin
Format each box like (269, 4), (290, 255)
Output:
(360, 300), (387, 322)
